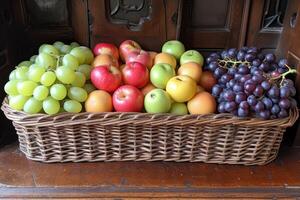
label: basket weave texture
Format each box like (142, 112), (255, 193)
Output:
(1, 97), (298, 165)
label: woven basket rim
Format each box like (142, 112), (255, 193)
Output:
(1, 97), (298, 128)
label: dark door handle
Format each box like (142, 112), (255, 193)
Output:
(290, 12), (298, 28)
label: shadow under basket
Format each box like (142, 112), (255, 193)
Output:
(1, 97), (298, 165)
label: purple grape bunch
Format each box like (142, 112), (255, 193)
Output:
(206, 47), (297, 119)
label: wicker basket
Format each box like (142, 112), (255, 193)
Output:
(1, 97), (298, 165)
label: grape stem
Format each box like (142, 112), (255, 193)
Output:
(217, 59), (250, 68)
(271, 64), (298, 86)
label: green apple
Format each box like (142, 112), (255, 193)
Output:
(150, 63), (175, 89)
(180, 50), (204, 67)
(162, 40), (185, 60)
(169, 102), (188, 115)
(144, 89), (171, 113)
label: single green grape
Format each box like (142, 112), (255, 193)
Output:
(70, 42), (80, 48)
(50, 84), (67, 100)
(28, 67), (45, 82)
(63, 99), (82, 113)
(40, 44), (60, 56)
(9, 69), (17, 80)
(17, 80), (37, 96)
(33, 85), (49, 101)
(70, 47), (86, 65)
(56, 66), (75, 84)
(36, 53), (56, 69)
(4, 80), (20, 96)
(53, 41), (64, 50)
(83, 83), (95, 94)
(39, 43), (48, 53)
(60, 45), (72, 54)
(23, 97), (42, 114)
(77, 64), (92, 80)
(15, 66), (29, 80)
(71, 72), (86, 87)
(62, 54), (79, 70)
(18, 60), (32, 67)
(9, 95), (29, 111)
(43, 97), (60, 115)
(30, 55), (37, 63)
(68, 87), (88, 102)
(40, 71), (56, 86)
(29, 64), (41, 71)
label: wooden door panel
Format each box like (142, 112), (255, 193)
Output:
(88, 0), (180, 51)
(246, 0), (288, 51)
(181, 0), (246, 53)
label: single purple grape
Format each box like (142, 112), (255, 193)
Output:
(259, 110), (270, 119)
(255, 101), (265, 112)
(218, 102), (226, 113)
(261, 81), (271, 90)
(235, 92), (247, 104)
(262, 97), (273, 109)
(252, 74), (264, 83)
(253, 85), (264, 97)
(208, 61), (218, 71)
(267, 86), (280, 98)
(280, 86), (291, 98)
(214, 67), (227, 78)
(252, 59), (261, 67)
(290, 98), (297, 108)
(271, 98), (280, 104)
(238, 107), (249, 117)
(247, 47), (258, 54)
(241, 46), (249, 52)
(225, 102), (237, 112)
(245, 53), (255, 62)
(228, 67), (237, 75)
(259, 62), (270, 72)
(240, 74), (252, 83)
(244, 83), (256, 93)
(265, 53), (276, 63)
(237, 51), (245, 61)
(239, 101), (249, 109)
(212, 85), (223, 97)
(278, 59), (288, 68)
(238, 65), (250, 75)
(228, 48), (237, 58)
(247, 95), (257, 106)
(279, 98), (291, 109)
(283, 79), (294, 87)
(233, 84), (244, 93)
(271, 104), (280, 115)
(223, 90), (236, 102)
(278, 109), (288, 118)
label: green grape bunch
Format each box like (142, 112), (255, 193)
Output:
(4, 41), (95, 115)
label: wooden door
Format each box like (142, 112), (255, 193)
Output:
(88, 0), (180, 51)
(246, 0), (288, 52)
(180, 0), (247, 55)
(276, 0), (300, 146)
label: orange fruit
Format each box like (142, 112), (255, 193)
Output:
(154, 52), (177, 69)
(187, 91), (216, 114)
(141, 83), (156, 96)
(85, 90), (113, 112)
(199, 71), (217, 92)
(177, 62), (202, 83)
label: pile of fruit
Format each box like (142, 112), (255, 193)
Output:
(87, 40), (216, 114)
(4, 41), (95, 114)
(3, 39), (297, 120)
(205, 47), (297, 119)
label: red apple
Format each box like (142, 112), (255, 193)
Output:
(93, 43), (119, 60)
(112, 85), (144, 112)
(126, 50), (152, 69)
(119, 40), (141, 61)
(91, 65), (122, 93)
(122, 62), (149, 88)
